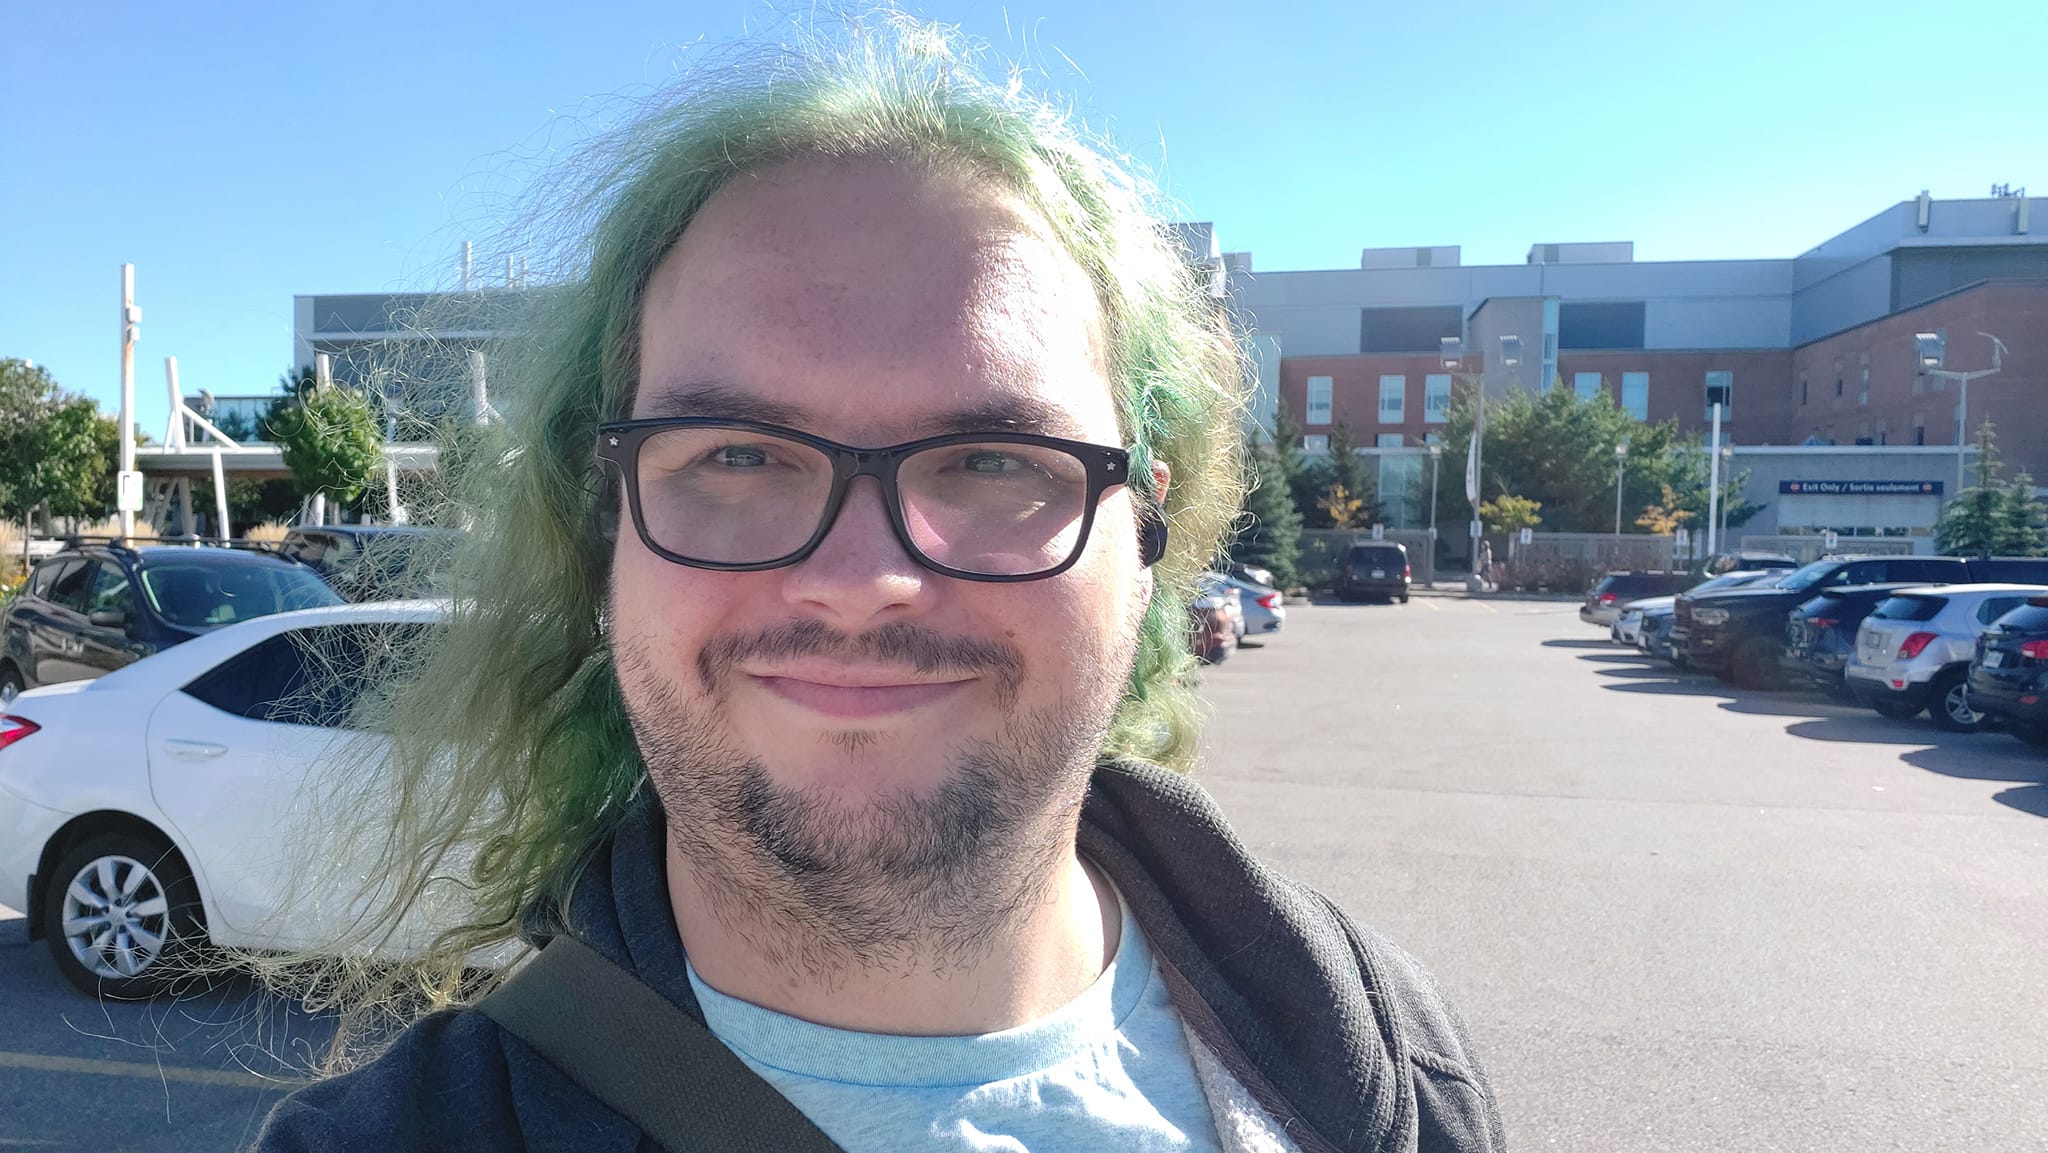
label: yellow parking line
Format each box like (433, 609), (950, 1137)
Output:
(0, 1050), (290, 1089)
(1469, 599), (1498, 613)
(1418, 596), (1441, 610)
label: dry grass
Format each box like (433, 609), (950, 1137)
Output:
(0, 520), (24, 589)
(245, 520), (292, 543)
(77, 516), (160, 542)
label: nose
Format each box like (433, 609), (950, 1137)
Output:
(779, 476), (937, 628)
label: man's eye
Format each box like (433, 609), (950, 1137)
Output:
(959, 451), (1022, 474)
(711, 445), (771, 467)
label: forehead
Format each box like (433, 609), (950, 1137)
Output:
(632, 158), (1117, 444)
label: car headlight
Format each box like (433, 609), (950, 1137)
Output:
(1693, 607), (1730, 627)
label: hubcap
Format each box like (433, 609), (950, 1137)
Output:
(1945, 682), (1981, 726)
(61, 855), (171, 980)
(0, 677), (18, 706)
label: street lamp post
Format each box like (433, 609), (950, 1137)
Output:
(1916, 329), (2006, 495)
(1719, 445), (1734, 554)
(1614, 441), (1629, 538)
(1442, 334), (1520, 591)
(1428, 442), (1442, 542)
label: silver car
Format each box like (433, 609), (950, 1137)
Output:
(1846, 583), (2048, 730)
(1215, 574), (1285, 638)
(1195, 573), (1245, 641)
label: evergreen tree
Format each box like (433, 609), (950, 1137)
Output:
(1998, 471), (2047, 557)
(1933, 421), (2006, 557)
(1229, 435), (1303, 587)
(1324, 419), (1378, 525)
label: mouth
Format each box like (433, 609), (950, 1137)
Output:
(748, 670), (976, 719)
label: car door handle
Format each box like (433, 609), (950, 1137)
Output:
(163, 740), (228, 759)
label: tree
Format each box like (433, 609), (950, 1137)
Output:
(1269, 396), (1306, 497)
(1319, 483), (1366, 530)
(1934, 421), (2008, 557)
(1636, 484), (1697, 536)
(0, 358), (115, 525)
(1998, 471), (2047, 557)
(1228, 434), (1302, 587)
(1479, 493), (1543, 536)
(263, 373), (384, 508)
(1323, 420), (1378, 526)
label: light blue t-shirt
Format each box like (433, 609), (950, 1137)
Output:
(687, 890), (1224, 1152)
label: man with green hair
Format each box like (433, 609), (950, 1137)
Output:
(256, 22), (1502, 1153)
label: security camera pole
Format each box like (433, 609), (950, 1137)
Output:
(1915, 329), (2006, 496)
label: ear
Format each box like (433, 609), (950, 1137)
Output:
(1137, 458), (1171, 568)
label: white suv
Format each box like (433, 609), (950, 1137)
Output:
(1845, 584), (2048, 731)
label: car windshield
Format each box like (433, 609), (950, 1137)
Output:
(140, 560), (345, 629)
(1774, 560), (1840, 593)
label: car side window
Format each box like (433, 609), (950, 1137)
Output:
(43, 559), (94, 612)
(1978, 597), (2025, 626)
(86, 563), (137, 616)
(182, 623), (427, 730)
(28, 558), (66, 600)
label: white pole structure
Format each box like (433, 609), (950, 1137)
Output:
(1614, 441), (1629, 538)
(118, 265), (139, 539)
(164, 356), (185, 449)
(1917, 331), (2007, 495)
(311, 354), (332, 527)
(1705, 402), (1724, 559)
(211, 449), (229, 541)
(470, 348), (490, 424)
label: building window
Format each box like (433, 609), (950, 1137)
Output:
(1378, 375), (1405, 424)
(1621, 372), (1649, 421)
(1859, 367), (1869, 407)
(1424, 374), (1451, 424)
(1705, 370), (1733, 420)
(1424, 432), (1442, 445)
(1835, 377), (1844, 398)
(1306, 376), (1332, 425)
(1302, 434), (1329, 454)
(1573, 372), (1603, 401)
(1375, 433), (1404, 448)
(1800, 376), (1808, 406)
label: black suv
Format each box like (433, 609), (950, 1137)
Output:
(1780, 582), (1922, 694)
(1336, 542), (1411, 603)
(1970, 594), (2048, 747)
(0, 542), (343, 703)
(276, 525), (457, 602)
(1673, 554), (2010, 688)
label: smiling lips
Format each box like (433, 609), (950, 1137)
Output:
(750, 667), (974, 719)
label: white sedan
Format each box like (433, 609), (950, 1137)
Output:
(0, 600), (449, 997)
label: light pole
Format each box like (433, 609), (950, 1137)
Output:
(1916, 329), (2006, 495)
(1613, 440), (1629, 538)
(1428, 443), (1443, 542)
(1719, 445), (1734, 554)
(1442, 334), (1520, 586)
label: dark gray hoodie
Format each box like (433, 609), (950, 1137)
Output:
(252, 760), (1506, 1152)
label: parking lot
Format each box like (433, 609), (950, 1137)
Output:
(3, 590), (2044, 1150)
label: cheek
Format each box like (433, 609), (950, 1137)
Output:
(610, 543), (739, 680)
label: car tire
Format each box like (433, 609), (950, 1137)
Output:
(1928, 670), (1987, 733)
(1871, 697), (1923, 721)
(1399, 594), (1410, 604)
(40, 832), (209, 999)
(0, 662), (23, 707)
(1731, 637), (1785, 690)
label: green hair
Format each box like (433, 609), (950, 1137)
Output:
(275, 14), (1247, 1061)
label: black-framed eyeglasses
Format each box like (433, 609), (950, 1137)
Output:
(596, 418), (1139, 582)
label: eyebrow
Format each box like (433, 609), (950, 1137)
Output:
(638, 380), (1093, 442)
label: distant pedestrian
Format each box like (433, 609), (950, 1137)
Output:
(1477, 539), (1495, 588)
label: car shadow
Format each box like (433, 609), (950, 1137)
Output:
(1542, 638), (1615, 649)
(1564, 636), (2048, 817)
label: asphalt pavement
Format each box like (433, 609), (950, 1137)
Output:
(1200, 595), (2048, 1152)
(3, 594), (2042, 1150)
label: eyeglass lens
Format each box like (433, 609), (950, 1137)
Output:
(634, 426), (1094, 576)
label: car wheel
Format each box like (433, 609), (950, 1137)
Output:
(1399, 594), (1410, 604)
(1928, 670), (1987, 733)
(1730, 637), (1785, 690)
(40, 832), (208, 999)
(0, 663), (22, 706)
(1871, 697), (1923, 721)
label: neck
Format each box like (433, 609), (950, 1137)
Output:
(665, 829), (1119, 1035)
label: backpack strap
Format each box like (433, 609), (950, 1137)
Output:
(476, 935), (843, 1153)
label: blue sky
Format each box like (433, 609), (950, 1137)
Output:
(3, 0), (2041, 436)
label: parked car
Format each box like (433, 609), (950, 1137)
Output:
(1189, 589), (1235, 664)
(1779, 583), (1923, 695)
(1612, 570), (1781, 645)
(1844, 584), (2048, 730)
(277, 525), (458, 602)
(0, 541), (343, 705)
(0, 601), (449, 996)
(1196, 573), (1246, 641)
(1969, 594), (2048, 747)
(1580, 571), (1695, 627)
(1336, 542), (1411, 603)
(1224, 562), (1276, 591)
(1672, 554), (1978, 688)
(1703, 551), (1799, 575)
(1215, 574), (1285, 638)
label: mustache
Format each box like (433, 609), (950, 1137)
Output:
(695, 618), (1025, 700)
